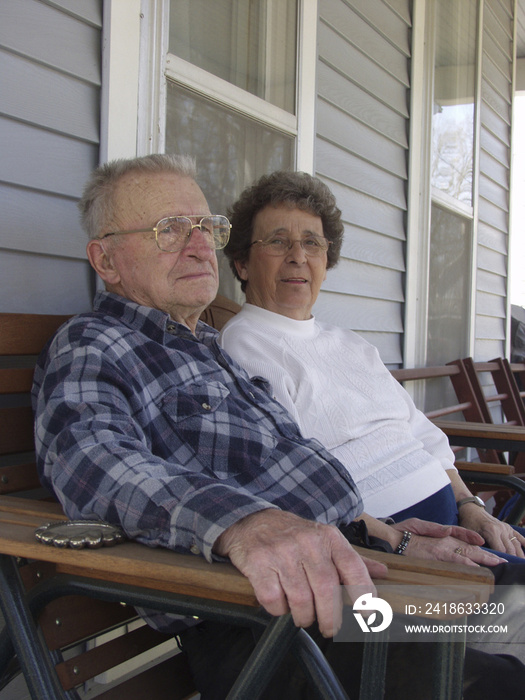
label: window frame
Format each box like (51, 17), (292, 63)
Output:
(405, 0), (482, 374)
(100, 0), (143, 162)
(132, 0), (318, 171)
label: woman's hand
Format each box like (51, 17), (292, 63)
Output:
(447, 468), (525, 558)
(391, 517), (506, 566)
(457, 505), (525, 558)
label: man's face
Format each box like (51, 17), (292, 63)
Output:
(88, 171), (219, 329)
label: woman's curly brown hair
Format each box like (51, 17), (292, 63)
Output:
(224, 171), (344, 292)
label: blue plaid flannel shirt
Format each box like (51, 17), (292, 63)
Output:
(32, 292), (362, 631)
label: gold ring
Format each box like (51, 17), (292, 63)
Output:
(510, 536), (518, 541)
(454, 547), (463, 555)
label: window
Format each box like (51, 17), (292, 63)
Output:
(163, 0), (301, 299)
(168, 0), (296, 113)
(430, 0), (476, 207)
(165, 83), (294, 221)
(406, 0), (480, 412)
(427, 205), (473, 365)
(424, 0), (478, 409)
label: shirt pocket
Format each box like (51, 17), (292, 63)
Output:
(158, 380), (277, 481)
(160, 380), (230, 418)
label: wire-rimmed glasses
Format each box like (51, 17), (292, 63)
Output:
(248, 234), (330, 257)
(98, 215), (231, 252)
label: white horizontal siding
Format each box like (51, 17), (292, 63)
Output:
(0, 185), (87, 259)
(1, 49), (100, 142)
(340, 227), (405, 270)
(0, 0), (101, 83)
(477, 268), (508, 296)
(0, 118), (98, 198)
(316, 61), (407, 147)
(327, 179), (405, 240)
(316, 140), (406, 208)
(477, 289), (507, 318)
(0, 250), (93, 314)
(324, 258), (405, 300)
(475, 313), (506, 342)
(477, 244), (508, 278)
(476, 2), (513, 361)
(43, 0), (102, 24)
(319, 0), (410, 82)
(316, 100), (406, 178)
(318, 21), (409, 116)
(477, 219), (508, 254)
(0, 0), (102, 314)
(314, 291), (404, 332)
(315, 0), (411, 366)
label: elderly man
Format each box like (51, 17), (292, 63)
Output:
(32, 154), (525, 700)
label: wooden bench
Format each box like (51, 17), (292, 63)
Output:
(0, 312), (198, 699)
(390, 363), (508, 463)
(451, 358), (525, 466)
(389, 362), (525, 524)
(0, 304), (496, 700)
(442, 356), (525, 522)
(462, 358), (525, 427)
(510, 361), (525, 399)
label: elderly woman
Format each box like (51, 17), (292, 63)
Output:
(219, 170), (525, 563)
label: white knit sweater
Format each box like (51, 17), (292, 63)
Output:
(219, 304), (455, 518)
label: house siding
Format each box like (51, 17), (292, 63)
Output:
(314, 0), (412, 366)
(315, 0), (517, 370)
(0, 0), (102, 313)
(475, 0), (515, 359)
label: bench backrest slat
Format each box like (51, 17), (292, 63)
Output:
(0, 313), (71, 355)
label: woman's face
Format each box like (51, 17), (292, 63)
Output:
(234, 204), (328, 320)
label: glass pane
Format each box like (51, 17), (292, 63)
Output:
(169, 0), (297, 113)
(431, 0), (477, 206)
(427, 203), (471, 369)
(165, 81), (294, 300)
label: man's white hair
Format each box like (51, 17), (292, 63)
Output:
(78, 154), (197, 239)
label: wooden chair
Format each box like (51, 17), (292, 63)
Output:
(509, 361), (525, 401)
(0, 307), (496, 700)
(449, 358), (525, 463)
(199, 293), (242, 330)
(486, 358), (525, 425)
(447, 357), (525, 520)
(390, 364), (525, 524)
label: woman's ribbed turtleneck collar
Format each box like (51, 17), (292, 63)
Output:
(241, 303), (317, 338)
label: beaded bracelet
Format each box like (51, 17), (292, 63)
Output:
(394, 530), (412, 555)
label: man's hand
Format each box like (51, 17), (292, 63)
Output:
(391, 518), (506, 566)
(214, 509), (388, 638)
(457, 506), (525, 558)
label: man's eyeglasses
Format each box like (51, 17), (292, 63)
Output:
(99, 215), (231, 253)
(248, 234), (330, 257)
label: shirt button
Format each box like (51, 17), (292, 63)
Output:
(190, 544), (200, 555)
(167, 323), (176, 332)
(202, 402), (211, 410)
